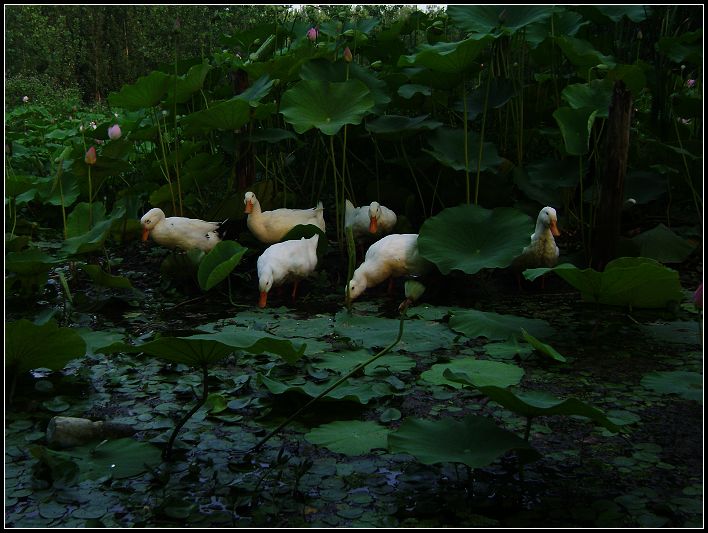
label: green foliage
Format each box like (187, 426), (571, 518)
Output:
(388, 415), (540, 468)
(419, 205), (533, 276)
(524, 258), (685, 309)
(640, 371), (702, 403)
(197, 241), (248, 291)
(421, 358), (525, 390)
(631, 224), (696, 264)
(305, 421), (389, 455)
(5, 320), (86, 375)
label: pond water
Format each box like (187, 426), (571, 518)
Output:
(5, 242), (703, 527)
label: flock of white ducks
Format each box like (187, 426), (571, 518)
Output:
(140, 195), (560, 307)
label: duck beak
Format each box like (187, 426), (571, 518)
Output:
(369, 216), (378, 234)
(142, 227), (150, 241)
(258, 291), (268, 308)
(244, 200), (253, 214)
(550, 219), (560, 237)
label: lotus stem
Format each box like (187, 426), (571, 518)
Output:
(250, 309), (407, 453)
(475, 57), (493, 206)
(163, 363), (209, 460)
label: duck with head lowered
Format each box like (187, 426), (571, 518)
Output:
(256, 234), (320, 308)
(346, 233), (432, 303)
(140, 207), (233, 253)
(244, 191), (325, 244)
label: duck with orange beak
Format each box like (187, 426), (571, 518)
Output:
(140, 207), (230, 252)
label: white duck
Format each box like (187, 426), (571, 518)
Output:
(344, 199), (397, 239)
(257, 234), (320, 308)
(346, 233), (432, 302)
(244, 192), (325, 244)
(514, 206), (560, 270)
(140, 207), (228, 252)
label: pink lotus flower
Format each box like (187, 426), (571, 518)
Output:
(694, 283), (703, 309)
(343, 47), (353, 63)
(108, 124), (122, 140)
(306, 27), (318, 41)
(686, 79), (696, 88)
(85, 146), (97, 165)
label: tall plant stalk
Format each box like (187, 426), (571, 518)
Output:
(474, 56), (493, 205)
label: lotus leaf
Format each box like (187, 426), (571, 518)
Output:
(108, 70), (171, 110)
(447, 6), (552, 36)
(640, 371), (702, 403)
(521, 329), (566, 362)
(197, 240), (248, 291)
(561, 80), (613, 118)
(631, 224), (696, 264)
(421, 358), (524, 389)
(166, 62), (212, 105)
(398, 37), (493, 74)
(189, 328), (306, 365)
(79, 264), (134, 289)
(305, 421), (389, 455)
(280, 79), (375, 135)
(365, 114), (442, 139)
(388, 415), (539, 468)
(312, 350), (415, 376)
(525, 10), (588, 47)
(553, 106), (598, 155)
(524, 258), (684, 309)
(257, 374), (391, 404)
(6, 319), (86, 374)
(418, 204), (533, 275)
(592, 5), (652, 23)
(556, 36), (616, 72)
(442, 377), (623, 433)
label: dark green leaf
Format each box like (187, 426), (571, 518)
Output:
(641, 371), (702, 403)
(305, 421), (389, 455)
(6, 320), (86, 374)
(108, 71), (171, 110)
(197, 240), (248, 291)
(421, 358), (524, 389)
(447, 6), (553, 36)
(631, 224), (696, 264)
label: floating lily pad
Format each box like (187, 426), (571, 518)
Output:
(640, 371), (702, 403)
(305, 420), (389, 455)
(421, 358), (524, 389)
(449, 308), (553, 341)
(419, 204), (533, 275)
(257, 374), (391, 404)
(312, 350), (415, 376)
(388, 415), (539, 468)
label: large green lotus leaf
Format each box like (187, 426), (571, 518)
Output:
(607, 64), (647, 96)
(593, 5), (652, 23)
(449, 308), (553, 341)
(299, 59), (390, 111)
(256, 374), (391, 404)
(76, 328), (126, 357)
(312, 350), (416, 376)
(247, 128), (297, 144)
(513, 158), (579, 206)
(6, 320), (86, 374)
(443, 378), (622, 433)
(365, 114), (442, 139)
(61, 218), (115, 256)
(66, 202), (107, 238)
(333, 311), (459, 353)
(189, 327), (306, 365)
(108, 71), (171, 110)
(525, 258), (684, 308)
(640, 371), (702, 403)
(447, 6), (552, 36)
(525, 10), (588, 48)
(234, 75), (278, 106)
(418, 204), (533, 275)
(656, 31), (702, 64)
(521, 329), (566, 362)
(31, 438), (162, 481)
(397, 84), (431, 99)
(305, 421), (389, 455)
(197, 240), (248, 291)
(79, 264), (134, 289)
(280, 79), (375, 135)
(453, 78), (516, 120)
(5, 249), (61, 275)
(553, 106), (598, 155)
(166, 62), (213, 105)
(421, 358), (524, 390)
(561, 80), (612, 118)
(181, 98), (251, 134)
(631, 224), (696, 264)
(424, 127), (503, 173)
(397, 36), (493, 73)
(556, 36), (616, 72)
(388, 415), (539, 468)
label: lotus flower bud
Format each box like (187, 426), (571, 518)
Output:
(404, 280), (426, 302)
(686, 79), (696, 88)
(343, 47), (353, 63)
(306, 27), (318, 41)
(694, 283), (703, 309)
(22, 95), (29, 103)
(108, 124), (122, 140)
(85, 146), (97, 165)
